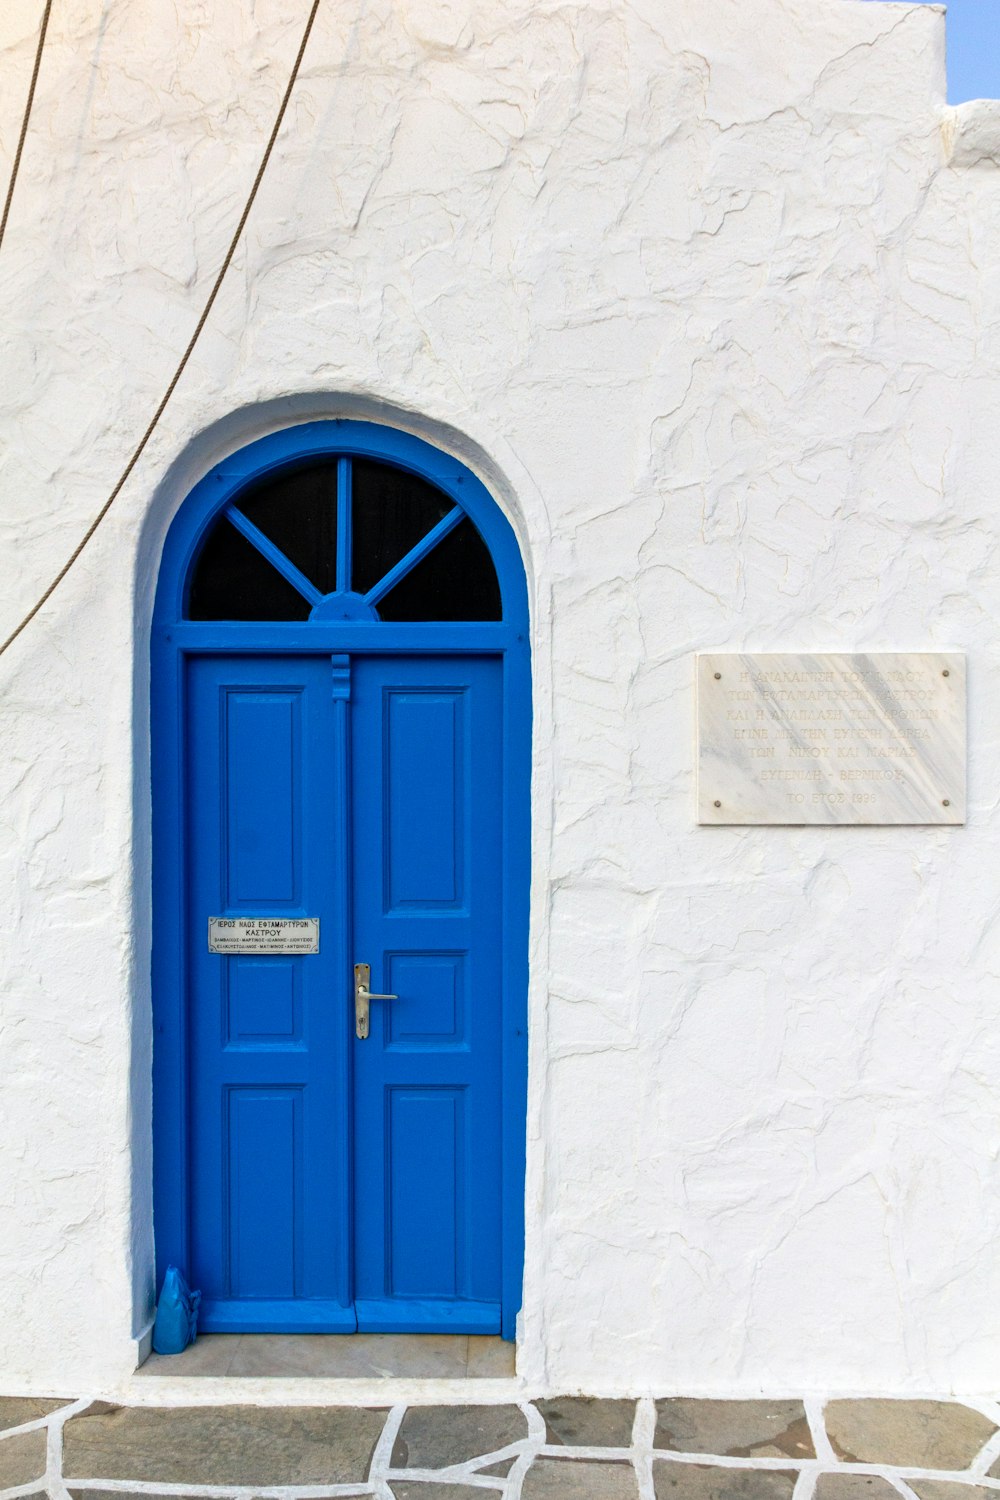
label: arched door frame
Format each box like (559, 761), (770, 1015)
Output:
(151, 419), (530, 1339)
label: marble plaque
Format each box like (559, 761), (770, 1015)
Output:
(697, 653), (965, 825)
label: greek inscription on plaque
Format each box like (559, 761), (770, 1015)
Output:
(697, 653), (966, 825)
(208, 917), (320, 954)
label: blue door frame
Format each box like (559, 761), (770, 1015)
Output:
(151, 421), (530, 1339)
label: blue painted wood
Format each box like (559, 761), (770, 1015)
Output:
(185, 655), (354, 1332)
(171, 622), (509, 652)
(152, 421), (530, 1340)
(328, 652), (354, 1308)
(336, 457), (351, 593)
(199, 1299), (360, 1333)
(351, 656), (504, 1329)
(224, 504), (323, 607)
(362, 505), (464, 608)
(353, 1298), (501, 1334)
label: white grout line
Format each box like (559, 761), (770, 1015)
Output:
(464, 1443), (529, 1476)
(967, 1402), (1000, 1480)
(45, 1398), (93, 1500)
(804, 1398), (837, 1464)
(654, 1450), (807, 1471)
(887, 1476), (923, 1500)
(367, 1403), (405, 1500)
(0, 1411), (79, 1445)
(502, 1404), (546, 1500)
(633, 1397), (657, 1500)
(792, 1468), (818, 1500)
(647, 1451), (1000, 1483)
(398, 1439), (528, 1484)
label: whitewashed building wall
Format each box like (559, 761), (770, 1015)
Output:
(3, 0), (1000, 1392)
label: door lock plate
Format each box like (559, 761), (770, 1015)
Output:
(354, 963), (398, 1039)
(355, 963), (371, 1040)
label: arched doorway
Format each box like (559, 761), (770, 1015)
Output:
(151, 421), (529, 1338)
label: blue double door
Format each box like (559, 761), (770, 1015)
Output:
(186, 652), (503, 1333)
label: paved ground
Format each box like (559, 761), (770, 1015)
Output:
(5, 1395), (1000, 1499)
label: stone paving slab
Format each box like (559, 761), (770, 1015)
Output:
(522, 1456), (639, 1498)
(0, 1427), (48, 1487)
(62, 1403), (388, 1486)
(815, 1475), (902, 1500)
(68, 1492), (217, 1500)
(654, 1401), (815, 1459)
(0, 1395), (72, 1432)
(391, 1404), (528, 1468)
(653, 1462), (798, 1500)
(478, 1455), (518, 1476)
(390, 1484), (505, 1499)
(537, 1397), (636, 1447)
(913, 1484), (1000, 1500)
(825, 1400), (997, 1469)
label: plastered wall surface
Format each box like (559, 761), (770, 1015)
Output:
(2, 0), (1000, 1393)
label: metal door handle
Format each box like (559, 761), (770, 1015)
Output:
(354, 963), (398, 1039)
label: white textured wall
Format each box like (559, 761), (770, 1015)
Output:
(4, 0), (1000, 1393)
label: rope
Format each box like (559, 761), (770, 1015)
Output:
(0, 0), (53, 254)
(0, 0), (322, 659)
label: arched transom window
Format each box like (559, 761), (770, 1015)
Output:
(187, 456), (502, 623)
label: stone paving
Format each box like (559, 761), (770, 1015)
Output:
(5, 1395), (1000, 1500)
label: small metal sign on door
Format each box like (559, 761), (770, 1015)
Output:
(208, 917), (320, 954)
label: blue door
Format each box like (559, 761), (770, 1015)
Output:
(154, 423), (529, 1339)
(184, 650), (504, 1333)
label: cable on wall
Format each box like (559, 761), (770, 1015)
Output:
(0, 0), (53, 255)
(0, 0), (322, 659)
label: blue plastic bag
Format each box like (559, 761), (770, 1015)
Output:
(152, 1266), (201, 1355)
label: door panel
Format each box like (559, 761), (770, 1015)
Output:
(186, 656), (354, 1332)
(351, 656), (504, 1332)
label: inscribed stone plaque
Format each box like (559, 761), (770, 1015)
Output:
(697, 653), (965, 825)
(208, 917), (320, 954)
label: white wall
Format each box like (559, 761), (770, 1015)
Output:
(3, 0), (1000, 1392)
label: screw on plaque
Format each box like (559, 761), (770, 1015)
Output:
(714, 672), (722, 680)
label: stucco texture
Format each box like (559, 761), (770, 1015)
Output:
(2, 0), (999, 1392)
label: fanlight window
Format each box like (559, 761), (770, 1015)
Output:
(187, 457), (502, 622)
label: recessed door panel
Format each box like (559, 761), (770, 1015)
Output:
(387, 1087), (464, 1296)
(226, 959), (301, 1047)
(384, 954), (465, 1049)
(225, 691), (299, 904)
(385, 690), (463, 909)
(226, 1086), (301, 1298)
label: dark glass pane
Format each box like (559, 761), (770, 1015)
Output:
(376, 517), (502, 621)
(237, 462), (338, 594)
(351, 458), (452, 596)
(187, 518), (312, 621)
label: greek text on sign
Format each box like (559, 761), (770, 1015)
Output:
(697, 653), (966, 826)
(208, 918), (320, 954)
